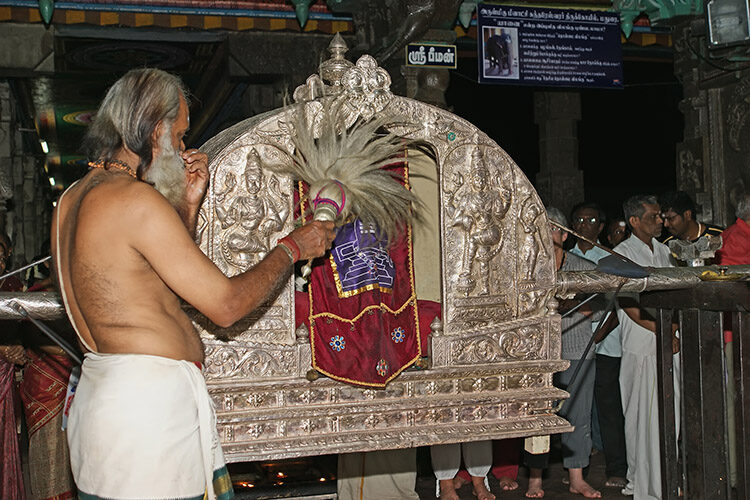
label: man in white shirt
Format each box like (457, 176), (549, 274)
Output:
(613, 195), (678, 499)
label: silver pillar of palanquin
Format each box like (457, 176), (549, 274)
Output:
(556, 265), (750, 296)
(0, 292), (65, 321)
(1, 266), (749, 322)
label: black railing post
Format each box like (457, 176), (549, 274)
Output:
(642, 282), (750, 500)
(656, 308), (680, 499)
(735, 309), (750, 500)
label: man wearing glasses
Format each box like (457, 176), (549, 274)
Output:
(658, 191), (723, 244)
(569, 203), (628, 491)
(569, 202), (608, 263)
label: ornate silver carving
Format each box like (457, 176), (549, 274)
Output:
(500, 326), (546, 359)
(555, 265), (750, 295)
(294, 44), (392, 126)
(517, 187), (550, 284)
(0, 292), (65, 321)
(293, 75), (326, 104)
(293, 35), (355, 104)
(209, 363), (571, 462)
(432, 316), (553, 367)
(728, 77), (750, 152)
(319, 33), (355, 89)
(214, 147), (290, 271)
(203, 341), (300, 380)
(338, 55), (392, 120)
(438, 141), (553, 336)
(197, 121), (298, 345)
(445, 148), (512, 296)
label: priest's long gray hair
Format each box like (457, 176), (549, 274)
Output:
(82, 68), (189, 179)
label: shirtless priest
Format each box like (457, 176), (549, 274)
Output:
(52, 68), (335, 500)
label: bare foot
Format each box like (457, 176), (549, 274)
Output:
(439, 479), (460, 500)
(525, 476), (544, 498)
(498, 476), (519, 491)
(453, 475), (469, 490)
(569, 479), (601, 498)
(470, 476), (495, 500)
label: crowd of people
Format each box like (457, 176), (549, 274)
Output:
(1, 66), (749, 500)
(428, 189), (750, 500)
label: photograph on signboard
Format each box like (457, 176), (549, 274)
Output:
(482, 27), (519, 79)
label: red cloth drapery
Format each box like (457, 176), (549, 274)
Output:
(306, 225), (421, 387)
(297, 161), (423, 387)
(20, 350), (74, 437)
(0, 359), (25, 499)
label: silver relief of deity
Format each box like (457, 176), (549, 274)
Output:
(445, 147), (512, 297)
(197, 124), (298, 346)
(441, 142), (542, 336)
(214, 147), (290, 272)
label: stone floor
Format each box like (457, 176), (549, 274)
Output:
(232, 444), (631, 499)
(414, 448), (630, 499)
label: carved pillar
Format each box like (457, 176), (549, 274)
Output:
(534, 91), (583, 215)
(10, 155), (39, 261)
(15, 155), (46, 261)
(0, 79), (47, 262)
(674, 18), (750, 226)
(402, 29), (456, 109)
(0, 81), (13, 236)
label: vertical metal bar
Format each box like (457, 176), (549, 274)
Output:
(656, 307), (680, 499)
(681, 309), (702, 499)
(719, 311), (736, 496)
(678, 310), (688, 498)
(696, 310), (728, 498)
(735, 310), (750, 500)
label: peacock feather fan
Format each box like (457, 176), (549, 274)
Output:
(278, 100), (431, 246)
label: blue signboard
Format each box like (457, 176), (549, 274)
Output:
(406, 43), (457, 69)
(477, 4), (623, 89)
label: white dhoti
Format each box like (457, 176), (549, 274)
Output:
(614, 234), (679, 500)
(431, 441), (492, 497)
(67, 352), (233, 500)
(620, 343), (680, 500)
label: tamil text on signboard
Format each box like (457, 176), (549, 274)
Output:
(406, 43), (457, 69)
(477, 4), (623, 89)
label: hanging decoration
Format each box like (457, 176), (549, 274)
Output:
(38, 0), (54, 25)
(290, 0), (315, 28)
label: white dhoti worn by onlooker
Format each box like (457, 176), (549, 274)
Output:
(431, 441), (492, 497)
(615, 234), (680, 500)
